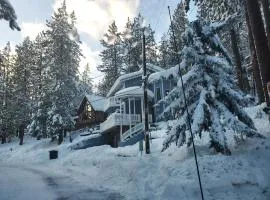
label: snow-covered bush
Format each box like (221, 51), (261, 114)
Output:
(161, 20), (262, 154)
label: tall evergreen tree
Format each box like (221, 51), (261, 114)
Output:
(13, 37), (36, 130)
(81, 63), (93, 94)
(170, 2), (188, 52)
(97, 21), (123, 95)
(121, 17), (135, 72)
(43, 1), (81, 140)
(158, 34), (171, 69)
(158, 2), (188, 68)
(28, 32), (51, 138)
(0, 42), (17, 136)
(161, 20), (261, 154)
(121, 14), (157, 73)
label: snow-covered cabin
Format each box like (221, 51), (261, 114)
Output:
(75, 64), (178, 148)
(76, 94), (106, 129)
(100, 64), (164, 147)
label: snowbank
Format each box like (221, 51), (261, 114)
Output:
(0, 104), (269, 200)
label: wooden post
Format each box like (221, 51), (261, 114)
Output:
(141, 97), (144, 123)
(128, 97), (131, 130)
(120, 99), (123, 141)
(142, 29), (150, 154)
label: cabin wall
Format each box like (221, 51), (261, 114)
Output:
(152, 78), (177, 122)
(75, 99), (106, 129)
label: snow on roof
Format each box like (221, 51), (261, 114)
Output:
(106, 70), (142, 98)
(85, 94), (105, 112)
(148, 65), (179, 83)
(115, 86), (154, 99)
(107, 63), (163, 97)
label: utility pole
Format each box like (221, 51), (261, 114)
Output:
(142, 28), (150, 154)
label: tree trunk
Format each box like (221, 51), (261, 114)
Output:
(58, 130), (63, 145)
(19, 125), (24, 145)
(245, 0), (270, 106)
(1, 132), (6, 144)
(230, 28), (244, 91)
(260, 0), (270, 50)
(245, 5), (265, 103)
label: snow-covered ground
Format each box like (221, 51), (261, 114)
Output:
(0, 166), (56, 200)
(0, 104), (270, 200)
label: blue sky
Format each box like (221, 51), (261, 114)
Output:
(0, 0), (197, 84)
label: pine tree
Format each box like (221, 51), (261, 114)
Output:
(13, 37), (36, 130)
(158, 34), (171, 69)
(0, 42), (17, 136)
(161, 20), (262, 154)
(121, 17), (134, 72)
(170, 2), (188, 52)
(81, 63), (93, 94)
(121, 14), (157, 73)
(97, 75), (114, 97)
(97, 21), (123, 95)
(158, 2), (188, 68)
(0, 0), (20, 30)
(28, 32), (51, 138)
(44, 1), (81, 141)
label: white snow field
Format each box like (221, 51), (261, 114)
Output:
(0, 104), (270, 200)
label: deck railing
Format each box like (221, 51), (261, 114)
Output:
(100, 113), (141, 132)
(122, 123), (144, 141)
(104, 97), (120, 111)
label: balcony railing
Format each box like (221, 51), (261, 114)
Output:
(122, 123), (144, 141)
(142, 114), (153, 123)
(100, 113), (141, 132)
(104, 97), (120, 112)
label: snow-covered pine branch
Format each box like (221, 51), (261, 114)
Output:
(0, 0), (20, 30)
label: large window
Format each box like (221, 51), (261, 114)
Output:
(84, 102), (92, 119)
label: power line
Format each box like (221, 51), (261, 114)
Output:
(168, 6), (205, 200)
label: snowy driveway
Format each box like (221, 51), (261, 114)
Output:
(0, 166), (124, 200)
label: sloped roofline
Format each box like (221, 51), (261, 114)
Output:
(78, 93), (105, 113)
(106, 63), (163, 97)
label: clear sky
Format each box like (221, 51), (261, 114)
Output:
(0, 0), (197, 85)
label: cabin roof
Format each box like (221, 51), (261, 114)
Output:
(85, 94), (105, 112)
(148, 65), (179, 84)
(115, 86), (154, 99)
(107, 63), (163, 97)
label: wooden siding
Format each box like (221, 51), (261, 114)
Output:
(75, 97), (105, 129)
